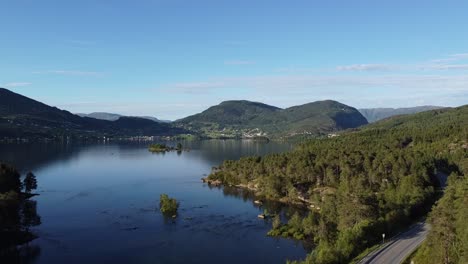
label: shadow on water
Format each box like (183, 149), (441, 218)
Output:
(0, 244), (41, 264)
(0, 161), (42, 264)
(209, 184), (315, 251)
(0, 142), (85, 173)
(0, 199), (42, 264)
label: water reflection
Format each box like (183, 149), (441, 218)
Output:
(0, 140), (306, 264)
(0, 196), (41, 263)
(0, 140), (293, 173)
(0, 244), (41, 264)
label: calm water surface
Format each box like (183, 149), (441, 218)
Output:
(0, 140), (307, 264)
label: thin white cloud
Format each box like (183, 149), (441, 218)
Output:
(33, 70), (102, 76)
(430, 53), (468, 64)
(163, 74), (468, 94)
(224, 60), (256, 65)
(336, 64), (396, 72)
(273, 67), (319, 73)
(337, 53), (468, 72)
(422, 64), (468, 70)
(431, 58), (457, 64)
(2, 82), (32, 87)
(450, 53), (468, 59)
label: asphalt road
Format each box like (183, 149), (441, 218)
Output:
(359, 222), (430, 264)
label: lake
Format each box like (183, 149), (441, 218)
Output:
(0, 140), (308, 264)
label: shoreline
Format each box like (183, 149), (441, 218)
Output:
(201, 177), (314, 209)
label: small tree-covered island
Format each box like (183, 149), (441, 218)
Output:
(207, 106), (468, 263)
(159, 194), (179, 217)
(148, 143), (183, 153)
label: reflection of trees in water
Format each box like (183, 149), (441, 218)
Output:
(0, 142), (82, 173)
(219, 186), (304, 214)
(0, 140), (294, 175)
(0, 141), (155, 173)
(220, 185), (255, 203)
(1, 164), (42, 263)
(196, 139), (293, 165)
(177, 139), (294, 167)
(0, 244), (41, 264)
(21, 200), (41, 232)
(217, 185), (314, 251)
(0, 140), (299, 259)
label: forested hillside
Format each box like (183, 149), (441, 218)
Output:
(412, 169), (468, 263)
(0, 88), (367, 140)
(208, 106), (468, 263)
(177, 100), (367, 138)
(0, 88), (184, 139)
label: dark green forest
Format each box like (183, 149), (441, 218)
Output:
(0, 88), (185, 140)
(412, 172), (468, 264)
(0, 164), (41, 251)
(208, 106), (468, 263)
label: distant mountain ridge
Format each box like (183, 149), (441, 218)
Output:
(176, 100), (368, 138)
(4, 87), (450, 141)
(0, 88), (183, 139)
(76, 112), (123, 121)
(359, 106), (444, 122)
(77, 112), (171, 123)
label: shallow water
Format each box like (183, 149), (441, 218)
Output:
(0, 140), (307, 264)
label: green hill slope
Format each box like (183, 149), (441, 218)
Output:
(178, 100), (280, 130)
(0, 88), (183, 139)
(176, 100), (367, 138)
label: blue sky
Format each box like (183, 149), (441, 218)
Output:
(1, 0), (468, 120)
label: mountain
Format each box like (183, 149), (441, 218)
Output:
(358, 106), (444, 122)
(0, 88), (367, 140)
(177, 100), (280, 128)
(0, 88), (183, 139)
(77, 112), (123, 121)
(77, 112), (171, 123)
(176, 100), (368, 138)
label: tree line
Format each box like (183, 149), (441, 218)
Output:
(208, 106), (468, 263)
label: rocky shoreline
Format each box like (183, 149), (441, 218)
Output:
(200, 177), (321, 210)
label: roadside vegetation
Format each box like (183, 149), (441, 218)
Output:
(411, 174), (468, 264)
(208, 106), (468, 263)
